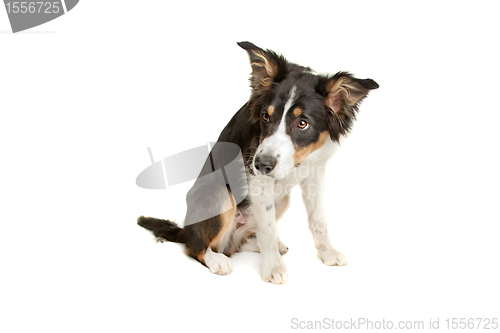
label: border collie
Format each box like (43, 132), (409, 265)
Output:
(138, 42), (378, 284)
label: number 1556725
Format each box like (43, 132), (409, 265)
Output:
(5, 2), (61, 14)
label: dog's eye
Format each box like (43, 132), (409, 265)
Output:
(298, 120), (309, 130)
(262, 113), (270, 123)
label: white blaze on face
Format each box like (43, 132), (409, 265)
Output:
(255, 86), (296, 179)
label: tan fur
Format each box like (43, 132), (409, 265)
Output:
(251, 51), (277, 78)
(325, 77), (367, 115)
(293, 107), (303, 117)
(250, 51), (278, 89)
(293, 131), (329, 165)
(210, 192), (236, 248)
(268, 105), (275, 116)
(197, 252), (206, 264)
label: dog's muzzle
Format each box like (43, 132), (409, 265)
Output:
(254, 154), (277, 176)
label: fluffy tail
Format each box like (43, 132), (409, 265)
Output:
(137, 216), (186, 243)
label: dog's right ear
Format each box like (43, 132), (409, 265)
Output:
(237, 41), (286, 92)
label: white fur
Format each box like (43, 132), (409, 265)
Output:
(207, 113), (348, 283)
(248, 135), (348, 283)
(254, 87), (297, 180)
(240, 236), (289, 255)
(247, 175), (288, 284)
(298, 139), (348, 266)
(204, 248), (233, 275)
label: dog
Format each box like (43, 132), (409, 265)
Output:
(138, 41), (378, 284)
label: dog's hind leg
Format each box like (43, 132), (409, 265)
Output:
(240, 236), (259, 253)
(202, 248), (233, 275)
(184, 186), (237, 275)
(240, 194), (290, 254)
(240, 235), (289, 255)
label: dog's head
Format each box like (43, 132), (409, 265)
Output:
(238, 41), (378, 179)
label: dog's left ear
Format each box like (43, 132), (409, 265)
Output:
(317, 72), (379, 118)
(237, 41), (286, 92)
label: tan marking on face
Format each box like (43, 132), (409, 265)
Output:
(293, 107), (303, 117)
(210, 191), (236, 248)
(293, 131), (329, 165)
(268, 105), (275, 116)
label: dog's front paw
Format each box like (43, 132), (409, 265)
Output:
(262, 261), (288, 284)
(318, 249), (348, 266)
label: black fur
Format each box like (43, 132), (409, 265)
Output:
(137, 42), (378, 264)
(137, 216), (186, 243)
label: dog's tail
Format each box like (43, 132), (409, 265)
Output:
(137, 216), (186, 243)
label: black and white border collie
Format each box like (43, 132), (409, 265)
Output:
(138, 42), (378, 284)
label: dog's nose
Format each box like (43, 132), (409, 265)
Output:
(254, 154), (277, 175)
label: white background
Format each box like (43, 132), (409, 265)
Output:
(1, 1), (499, 332)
